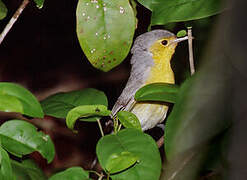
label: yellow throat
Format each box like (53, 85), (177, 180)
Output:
(130, 36), (178, 130)
(145, 36), (177, 85)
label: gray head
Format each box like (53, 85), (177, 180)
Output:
(131, 30), (175, 54)
(130, 30), (175, 66)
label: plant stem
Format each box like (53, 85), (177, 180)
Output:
(157, 136), (164, 148)
(97, 119), (104, 137)
(0, 0), (30, 44)
(187, 27), (195, 75)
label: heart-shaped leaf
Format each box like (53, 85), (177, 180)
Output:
(41, 88), (108, 118)
(117, 111), (141, 130)
(0, 120), (55, 163)
(96, 129), (161, 180)
(0, 82), (44, 118)
(76, 0), (136, 72)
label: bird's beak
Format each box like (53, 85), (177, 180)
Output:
(171, 36), (189, 44)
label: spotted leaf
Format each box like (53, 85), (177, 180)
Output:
(76, 0), (136, 72)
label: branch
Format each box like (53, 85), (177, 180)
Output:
(187, 27), (195, 75)
(0, 0), (30, 44)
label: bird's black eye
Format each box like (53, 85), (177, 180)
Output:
(161, 40), (168, 46)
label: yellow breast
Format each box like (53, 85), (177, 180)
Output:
(130, 36), (177, 130)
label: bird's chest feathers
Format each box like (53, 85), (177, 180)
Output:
(145, 47), (175, 84)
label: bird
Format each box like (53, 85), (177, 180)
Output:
(112, 29), (188, 131)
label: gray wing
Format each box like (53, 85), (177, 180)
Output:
(111, 52), (152, 115)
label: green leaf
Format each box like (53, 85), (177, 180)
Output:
(33, 0), (44, 9)
(117, 111), (141, 130)
(76, 0), (136, 72)
(0, 0), (7, 20)
(106, 151), (138, 174)
(96, 129), (161, 180)
(136, 0), (153, 10)
(176, 30), (187, 37)
(0, 94), (23, 113)
(164, 66), (232, 161)
(135, 83), (179, 103)
(0, 146), (14, 180)
(41, 88), (108, 118)
(0, 120), (55, 163)
(151, 0), (225, 25)
(0, 82), (44, 118)
(66, 105), (111, 131)
(11, 159), (46, 180)
(49, 167), (91, 180)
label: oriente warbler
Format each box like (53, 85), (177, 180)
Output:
(112, 30), (188, 130)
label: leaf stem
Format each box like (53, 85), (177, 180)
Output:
(97, 119), (104, 137)
(187, 27), (195, 75)
(0, 0), (30, 45)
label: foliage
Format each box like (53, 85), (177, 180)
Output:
(96, 129), (161, 179)
(76, 0), (136, 72)
(41, 88), (108, 119)
(116, 111), (141, 130)
(0, 0), (7, 20)
(11, 159), (47, 180)
(137, 0), (225, 25)
(0, 0), (230, 179)
(49, 167), (90, 180)
(0, 83), (44, 118)
(33, 0), (45, 9)
(135, 83), (180, 103)
(66, 104), (111, 131)
(0, 82), (54, 179)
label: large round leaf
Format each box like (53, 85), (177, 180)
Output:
(11, 159), (47, 180)
(41, 88), (108, 118)
(0, 82), (44, 118)
(76, 0), (136, 72)
(96, 129), (161, 180)
(49, 167), (91, 180)
(0, 120), (55, 163)
(0, 146), (13, 180)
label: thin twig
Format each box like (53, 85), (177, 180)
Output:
(157, 135), (164, 148)
(0, 0), (30, 44)
(187, 27), (195, 75)
(97, 120), (104, 137)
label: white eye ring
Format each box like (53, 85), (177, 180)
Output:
(161, 40), (168, 46)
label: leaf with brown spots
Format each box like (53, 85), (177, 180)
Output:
(76, 0), (136, 72)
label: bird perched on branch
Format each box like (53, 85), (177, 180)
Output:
(112, 30), (188, 131)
